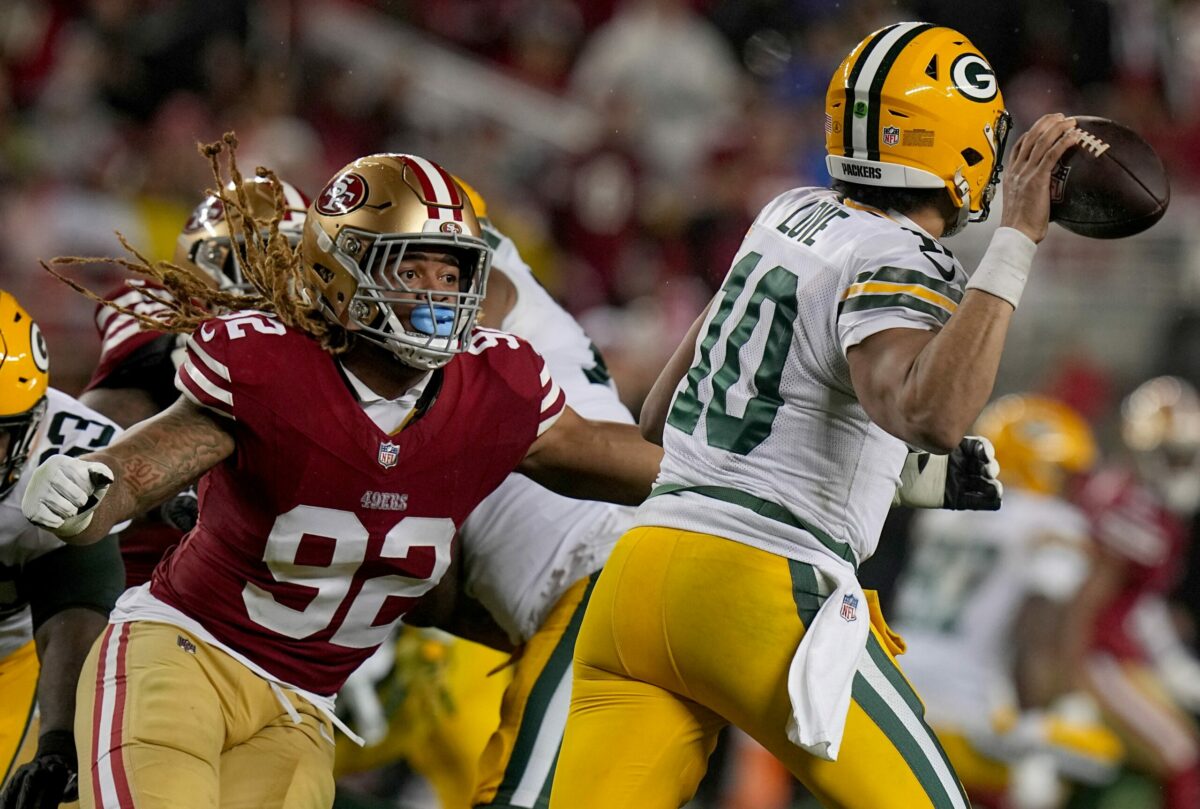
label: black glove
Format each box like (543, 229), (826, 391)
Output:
(159, 486), (199, 533)
(944, 435), (1003, 511)
(0, 731), (78, 809)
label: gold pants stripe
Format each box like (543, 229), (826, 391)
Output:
(76, 621), (335, 809)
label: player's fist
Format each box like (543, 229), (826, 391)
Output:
(0, 732), (77, 809)
(21, 455), (114, 538)
(945, 435), (1002, 511)
(894, 435), (1002, 510)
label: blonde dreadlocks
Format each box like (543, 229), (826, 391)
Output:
(43, 132), (349, 353)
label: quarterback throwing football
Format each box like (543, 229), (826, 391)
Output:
(549, 22), (1082, 809)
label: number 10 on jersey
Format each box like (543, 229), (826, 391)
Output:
(668, 252), (799, 455)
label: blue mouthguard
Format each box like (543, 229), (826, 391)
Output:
(410, 304), (456, 337)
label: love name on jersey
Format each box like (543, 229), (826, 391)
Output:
(775, 201), (850, 246)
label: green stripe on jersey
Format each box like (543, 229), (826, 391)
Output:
(650, 483), (858, 569)
(853, 266), (963, 303)
(838, 292), (953, 325)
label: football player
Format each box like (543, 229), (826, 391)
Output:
(78, 175), (309, 587)
(335, 177), (1005, 809)
(893, 395), (1121, 809)
(0, 292), (125, 809)
(20, 145), (663, 809)
(548, 22), (1083, 809)
(326, 175), (640, 809)
(1071, 376), (1200, 809)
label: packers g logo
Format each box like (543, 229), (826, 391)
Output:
(29, 322), (49, 373)
(950, 54), (997, 102)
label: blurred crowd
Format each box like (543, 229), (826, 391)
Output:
(6, 2), (1200, 808)
(3, 0), (1200, 413)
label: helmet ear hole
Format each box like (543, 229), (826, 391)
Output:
(961, 148), (984, 167)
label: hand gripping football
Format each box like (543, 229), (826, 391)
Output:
(1048, 116), (1169, 239)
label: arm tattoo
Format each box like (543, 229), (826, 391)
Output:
(91, 401), (234, 516)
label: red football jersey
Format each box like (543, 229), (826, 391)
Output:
(85, 280), (178, 393)
(157, 312), (565, 695)
(85, 281), (188, 587)
(1076, 466), (1189, 659)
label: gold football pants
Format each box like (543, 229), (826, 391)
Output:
(549, 526), (969, 809)
(473, 574), (596, 808)
(0, 640), (39, 787)
(76, 621), (335, 809)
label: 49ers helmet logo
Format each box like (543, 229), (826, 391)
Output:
(950, 54), (998, 102)
(184, 197), (225, 232)
(316, 172), (369, 216)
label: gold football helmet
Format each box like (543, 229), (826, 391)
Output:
(174, 176), (309, 291)
(825, 23), (1011, 235)
(302, 154), (492, 370)
(1121, 376), (1200, 513)
(975, 394), (1097, 496)
(0, 292), (49, 499)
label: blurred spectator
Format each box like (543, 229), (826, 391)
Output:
(568, 0), (742, 185)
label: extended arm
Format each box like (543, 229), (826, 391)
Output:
(519, 406), (662, 505)
(848, 114), (1080, 453)
(847, 294), (1015, 453)
(22, 397), (234, 544)
(639, 299), (713, 445)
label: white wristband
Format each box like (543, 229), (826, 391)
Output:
(965, 227), (1037, 309)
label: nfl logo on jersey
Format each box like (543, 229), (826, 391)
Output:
(839, 593), (859, 622)
(377, 440), (400, 469)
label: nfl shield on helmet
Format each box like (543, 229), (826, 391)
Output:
(824, 23), (1011, 234)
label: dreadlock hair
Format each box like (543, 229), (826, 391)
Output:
(43, 132), (351, 354)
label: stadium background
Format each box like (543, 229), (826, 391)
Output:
(1, 0), (1198, 806)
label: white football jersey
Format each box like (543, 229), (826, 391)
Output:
(0, 388), (123, 659)
(636, 187), (966, 567)
(892, 489), (1092, 730)
(460, 221), (635, 643)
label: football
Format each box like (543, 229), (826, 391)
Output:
(1047, 116), (1169, 239)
